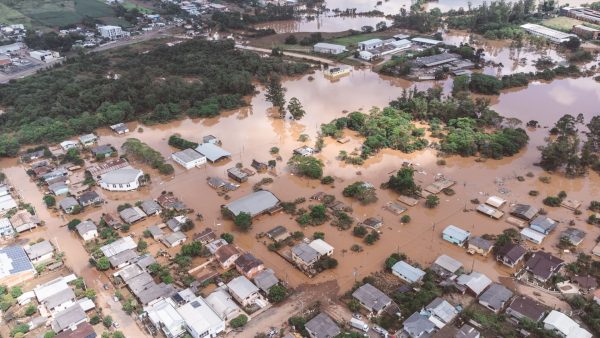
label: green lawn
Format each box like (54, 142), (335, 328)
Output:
(0, 0), (115, 28)
(541, 16), (588, 32)
(122, 0), (154, 14)
(328, 32), (389, 47)
(0, 3), (33, 26)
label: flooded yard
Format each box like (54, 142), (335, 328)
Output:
(3, 65), (600, 304)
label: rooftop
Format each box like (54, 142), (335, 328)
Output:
(195, 143), (231, 162)
(227, 275), (259, 300)
(479, 283), (513, 309)
(235, 252), (263, 273)
(172, 148), (205, 163)
(391, 261), (426, 283)
(456, 271), (492, 295)
(352, 283), (392, 312)
(75, 220), (97, 235)
(100, 236), (136, 258)
(305, 313), (341, 338)
(309, 239), (334, 256)
(224, 190), (279, 217)
(292, 242), (320, 264)
(525, 251), (564, 280)
(507, 296), (546, 322)
(25, 240), (54, 260)
(443, 225), (470, 241)
(0, 246), (35, 278)
(100, 167), (143, 185)
(176, 296), (224, 336)
(433, 254), (463, 274)
(253, 268), (279, 293)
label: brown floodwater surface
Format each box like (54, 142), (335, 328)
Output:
(3, 67), (600, 306)
(254, 16), (393, 33)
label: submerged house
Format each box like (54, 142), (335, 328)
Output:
(442, 225), (470, 246)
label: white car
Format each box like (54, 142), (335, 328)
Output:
(352, 313), (362, 320)
(372, 325), (389, 337)
(113, 321), (120, 328)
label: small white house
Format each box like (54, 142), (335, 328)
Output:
(171, 149), (206, 169)
(98, 25), (125, 39)
(359, 50), (374, 61)
(75, 221), (98, 242)
(309, 239), (334, 256)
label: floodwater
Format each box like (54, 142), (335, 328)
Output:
(255, 16), (393, 33)
(2, 65), (600, 310)
(322, 0), (592, 15)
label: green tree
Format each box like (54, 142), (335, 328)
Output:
(220, 233), (234, 243)
(102, 315), (113, 328)
(385, 167), (421, 197)
(425, 195), (440, 208)
(25, 304), (37, 316)
(468, 73), (503, 95)
(43, 331), (56, 338)
(265, 75), (286, 116)
(287, 155), (324, 179)
(43, 195), (56, 207)
(230, 314), (248, 328)
(10, 286), (22, 298)
(96, 257), (111, 271)
(287, 97), (306, 120)
(181, 241), (203, 256)
(268, 284), (288, 302)
(137, 239), (148, 252)
(313, 232), (325, 240)
(234, 212), (252, 231)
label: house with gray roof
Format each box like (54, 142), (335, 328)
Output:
(467, 236), (493, 256)
(456, 324), (481, 338)
(91, 144), (113, 158)
(226, 276), (260, 307)
(205, 288), (242, 322)
(442, 225), (470, 246)
(49, 182), (69, 196)
(140, 200), (161, 216)
(392, 261), (426, 284)
(146, 224), (164, 240)
(77, 190), (102, 207)
(456, 272), (492, 296)
(431, 255), (463, 277)
(510, 204), (539, 222)
(78, 133), (97, 147)
(195, 143), (231, 163)
(119, 206), (146, 224)
(561, 228), (586, 246)
(253, 268), (279, 293)
(223, 190), (280, 217)
(166, 215), (187, 232)
(403, 312), (436, 338)
(424, 298), (458, 328)
(161, 231), (187, 248)
(100, 236), (136, 258)
(59, 197), (80, 214)
(108, 249), (139, 268)
(352, 283), (392, 315)
(75, 221), (98, 241)
(24, 240), (54, 263)
(305, 313), (340, 338)
(530, 215), (557, 235)
(291, 243), (320, 269)
(44, 288), (76, 314)
(171, 148), (206, 169)
(52, 304), (87, 333)
(478, 283), (513, 313)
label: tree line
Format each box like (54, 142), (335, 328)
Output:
(0, 39), (310, 157)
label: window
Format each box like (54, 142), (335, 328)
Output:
(119, 184), (123, 188)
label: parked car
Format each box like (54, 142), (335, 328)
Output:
(373, 325), (389, 337)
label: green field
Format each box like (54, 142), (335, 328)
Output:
(0, 0), (115, 29)
(541, 16), (600, 32)
(328, 32), (389, 47)
(121, 0), (153, 14)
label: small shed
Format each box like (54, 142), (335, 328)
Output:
(486, 196), (507, 208)
(477, 204), (504, 219)
(521, 228), (546, 245)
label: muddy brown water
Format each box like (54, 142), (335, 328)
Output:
(254, 16), (393, 33)
(2, 67), (600, 307)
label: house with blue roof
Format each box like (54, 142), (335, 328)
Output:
(529, 216), (557, 235)
(392, 261), (426, 284)
(0, 246), (36, 287)
(442, 225), (470, 246)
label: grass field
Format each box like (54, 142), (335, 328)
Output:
(0, 0), (115, 29)
(121, 0), (154, 14)
(328, 32), (389, 47)
(541, 17), (589, 32)
(0, 3), (33, 26)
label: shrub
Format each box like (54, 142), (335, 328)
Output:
(230, 314), (248, 328)
(425, 195), (440, 208)
(529, 190), (539, 196)
(400, 215), (411, 223)
(320, 176), (334, 185)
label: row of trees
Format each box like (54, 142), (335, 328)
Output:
(0, 39), (310, 157)
(539, 114), (600, 177)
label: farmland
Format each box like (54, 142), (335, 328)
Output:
(0, 0), (115, 29)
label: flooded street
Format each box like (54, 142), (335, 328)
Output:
(4, 65), (600, 308)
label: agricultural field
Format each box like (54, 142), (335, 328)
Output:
(121, 0), (154, 14)
(328, 32), (388, 47)
(0, 0), (116, 29)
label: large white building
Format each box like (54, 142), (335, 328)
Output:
(177, 296), (225, 338)
(98, 25), (125, 39)
(521, 23), (578, 43)
(171, 149), (206, 169)
(29, 50), (60, 63)
(99, 167), (144, 191)
(313, 42), (347, 55)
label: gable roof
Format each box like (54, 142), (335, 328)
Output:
(215, 244), (240, 264)
(530, 215), (557, 233)
(227, 276), (258, 299)
(507, 296), (546, 322)
(235, 253), (263, 273)
(25, 240), (54, 260)
(75, 220), (97, 236)
(525, 251), (564, 280)
(253, 268), (279, 293)
(479, 283), (513, 309)
(433, 255), (463, 274)
(195, 143), (231, 162)
(224, 190), (279, 217)
(0, 246), (35, 278)
(469, 236), (493, 251)
(352, 283), (392, 312)
(496, 243), (526, 263)
(404, 312), (436, 337)
(305, 313), (340, 338)
(456, 272), (492, 296)
(392, 261), (426, 283)
(291, 243), (320, 264)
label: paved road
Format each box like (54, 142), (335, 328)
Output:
(235, 44), (337, 65)
(0, 28), (172, 84)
